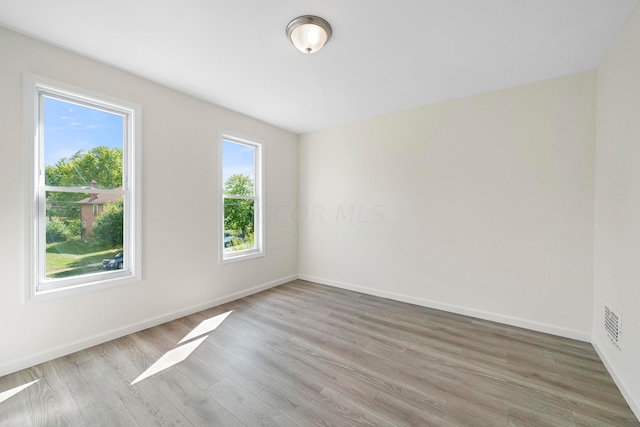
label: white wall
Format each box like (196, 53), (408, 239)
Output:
(594, 4), (640, 416)
(299, 72), (596, 340)
(0, 27), (298, 375)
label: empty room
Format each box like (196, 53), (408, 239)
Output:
(1, 1), (639, 425)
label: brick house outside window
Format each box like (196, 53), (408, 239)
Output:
(77, 181), (123, 238)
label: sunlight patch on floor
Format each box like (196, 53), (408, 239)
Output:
(179, 310), (232, 344)
(131, 336), (208, 385)
(0, 380), (39, 404)
(131, 311), (233, 386)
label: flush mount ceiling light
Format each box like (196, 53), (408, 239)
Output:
(286, 15), (332, 54)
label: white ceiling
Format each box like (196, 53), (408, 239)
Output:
(1, 0), (638, 134)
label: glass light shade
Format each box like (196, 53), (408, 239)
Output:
(287, 16), (332, 54)
(290, 23), (328, 54)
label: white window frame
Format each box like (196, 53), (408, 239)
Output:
(219, 132), (264, 264)
(24, 73), (142, 301)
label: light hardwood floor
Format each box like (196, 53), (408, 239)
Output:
(1, 280), (638, 426)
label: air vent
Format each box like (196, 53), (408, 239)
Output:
(604, 304), (621, 349)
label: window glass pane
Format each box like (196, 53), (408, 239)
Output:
(223, 198), (255, 253)
(222, 140), (255, 196)
(43, 95), (124, 190)
(45, 191), (123, 279)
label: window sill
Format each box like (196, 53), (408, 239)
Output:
(221, 249), (264, 265)
(26, 272), (141, 304)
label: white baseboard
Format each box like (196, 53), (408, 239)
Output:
(298, 274), (591, 342)
(0, 274), (297, 378)
(592, 338), (640, 420)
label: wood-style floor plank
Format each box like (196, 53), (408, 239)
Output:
(0, 372), (35, 427)
(0, 279), (638, 426)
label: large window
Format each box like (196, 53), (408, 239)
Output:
(25, 74), (141, 299)
(220, 134), (263, 262)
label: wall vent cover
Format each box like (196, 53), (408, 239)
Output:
(604, 304), (621, 349)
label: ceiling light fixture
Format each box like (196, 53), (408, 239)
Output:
(286, 15), (332, 54)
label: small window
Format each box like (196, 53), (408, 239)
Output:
(220, 134), (263, 262)
(25, 74), (141, 299)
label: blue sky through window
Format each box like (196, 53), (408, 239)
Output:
(43, 96), (124, 166)
(222, 140), (255, 185)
